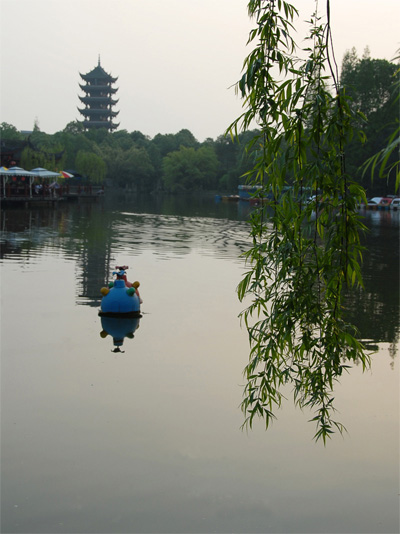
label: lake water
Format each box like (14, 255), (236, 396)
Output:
(1, 194), (399, 534)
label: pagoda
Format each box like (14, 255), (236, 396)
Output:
(78, 57), (119, 131)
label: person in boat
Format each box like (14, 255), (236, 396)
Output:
(115, 266), (143, 303)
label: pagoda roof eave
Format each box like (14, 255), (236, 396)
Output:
(81, 120), (119, 131)
(78, 96), (119, 105)
(78, 107), (119, 116)
(79, 65), (118, 83)
(79, 83), (118, 94)
(80, 74), (118, 84)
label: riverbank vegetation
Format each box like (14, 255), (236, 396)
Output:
(1, 46), (397, 198)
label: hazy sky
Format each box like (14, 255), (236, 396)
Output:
(1, 0), (398, 141)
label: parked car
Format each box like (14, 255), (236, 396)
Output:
(389, 198), (400, 210)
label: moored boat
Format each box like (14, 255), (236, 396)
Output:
(221, 194), (240, 201)
(238, 184), (263, 200)
(361, 197), (394, 210)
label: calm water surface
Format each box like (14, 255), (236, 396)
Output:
(1, 194), (399, 534)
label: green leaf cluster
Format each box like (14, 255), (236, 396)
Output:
(228, 0), (371, 443)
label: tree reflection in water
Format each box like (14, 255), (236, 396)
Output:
(1, 196), (399, 358)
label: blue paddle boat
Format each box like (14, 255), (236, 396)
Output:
(99, 266), (141, 317)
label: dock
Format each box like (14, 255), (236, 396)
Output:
(1, 185), (104, 206)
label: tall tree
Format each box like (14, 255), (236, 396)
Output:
(340, 50), (398, 195)
(101, 145), (154, 191)
(162, 145), (218, 192)
(362, 51), (400, 194)
(341, 51), (396, 117)
(215, 130), (259, 191)
(75, 150), (106, 184)
(0, 122), (24, 141)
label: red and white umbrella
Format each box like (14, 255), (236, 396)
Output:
(60, 171), (74, 178)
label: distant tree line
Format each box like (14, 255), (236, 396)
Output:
(1, 120), (257, 194)
(1, 50), (397, 196)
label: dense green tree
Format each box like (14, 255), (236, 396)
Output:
(62, 121), (85, 135)
(214, 135), (243, 191)
(53, 130), (94, 170)
(362, 51), (400, 194)
(174, 128), (198, 148)
(19, 129), (65, 171)
(21, 146), (58, 171)
(101, 145), (155, 192)
(150, 129), (200, 189)
(341, 50), (396, 117)
(340, 49), (398, 195)
(129, 130), (151, 148)
(162, 145), (218, 192)
(108, 129), (134, 151)
(122, 146), (155, 192)
(0, 122), (24, 141)
(75, 150), (106, 184)
(83, 127), (110, 145)
(214, 130), (260, 191)
(152, 129), (198, 157)
(195, 145), (220, 189)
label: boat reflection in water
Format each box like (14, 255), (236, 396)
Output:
(99, 316), (141, 353)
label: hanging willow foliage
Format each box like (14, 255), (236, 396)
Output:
(228, 0), (371, 443)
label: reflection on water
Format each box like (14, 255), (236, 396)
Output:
(1, 195), (399, 534)
(2, 196), (399, 349)
(1, 198), (252, 308)
(345, 209), (400, 358)
(100, 316), (141, 353)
